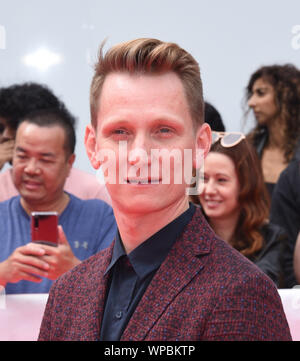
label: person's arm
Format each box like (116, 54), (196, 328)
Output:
(0, 226), (81, 287)
(0, 140), (14, 170)
(254, 226), (284, 287)
(270, 161), (300, 287)
(270, 160), (300, 246)
(202, 273), (292, 340)
(293, 232), (300, 284)
(0, 243), (50, 286)
(254, 223), (297, 288)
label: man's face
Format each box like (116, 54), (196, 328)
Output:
(86, 72), (210, 215)
(12, 121), (74, 207)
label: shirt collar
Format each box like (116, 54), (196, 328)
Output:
(105, 203), (196, 279)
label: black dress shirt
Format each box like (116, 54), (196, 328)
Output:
(100, 203), (195, 341)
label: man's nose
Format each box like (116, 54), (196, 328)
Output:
(128, 134), (151, 166)
(24, 158), (41, 174)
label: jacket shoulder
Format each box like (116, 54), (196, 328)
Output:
(52, 245), (112, 293)
(38, 246), (113, 341)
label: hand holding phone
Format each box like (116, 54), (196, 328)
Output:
(31, 212), (59, 247)
(31, 225), (81, 280)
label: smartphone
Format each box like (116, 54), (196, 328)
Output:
(31, 212), (59, 247)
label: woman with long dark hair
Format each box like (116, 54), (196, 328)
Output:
(245, 64), (300, 195)
(191, 133), (289, 286)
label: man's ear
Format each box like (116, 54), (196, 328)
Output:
(85, 124), (101, 170)
(193, 122), (211, 169)
(66, 153), (76, 175)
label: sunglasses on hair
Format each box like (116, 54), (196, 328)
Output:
(211, 131), (245, 147)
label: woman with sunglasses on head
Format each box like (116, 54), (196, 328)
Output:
(191, 132), (291, 287)
(245, 64), (300, 196)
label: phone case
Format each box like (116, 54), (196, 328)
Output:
(31, 212), (58, 247)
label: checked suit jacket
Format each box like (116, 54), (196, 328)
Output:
(38, 207), (292, 341)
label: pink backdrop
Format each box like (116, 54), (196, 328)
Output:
(0, 290), (299, 341)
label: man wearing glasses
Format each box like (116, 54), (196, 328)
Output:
(39, 38), (291, 341)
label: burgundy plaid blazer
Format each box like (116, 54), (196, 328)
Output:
(38, 207), (292, 341)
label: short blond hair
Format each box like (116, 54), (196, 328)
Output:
(90, 38), (204, 129)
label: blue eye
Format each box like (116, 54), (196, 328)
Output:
(157, 127), (174, 137)
(110, 128), (130, 141)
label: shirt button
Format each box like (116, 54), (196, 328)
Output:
(116, 311), (123, 319)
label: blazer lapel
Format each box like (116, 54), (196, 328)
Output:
(76, 241), (114, 340)
(121, 208), (213, 341)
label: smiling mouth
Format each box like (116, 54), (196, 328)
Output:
(204, 200), (221, 207)
(23, 179), (42, 188)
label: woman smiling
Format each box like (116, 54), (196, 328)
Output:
(191, 133), (290, 287)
